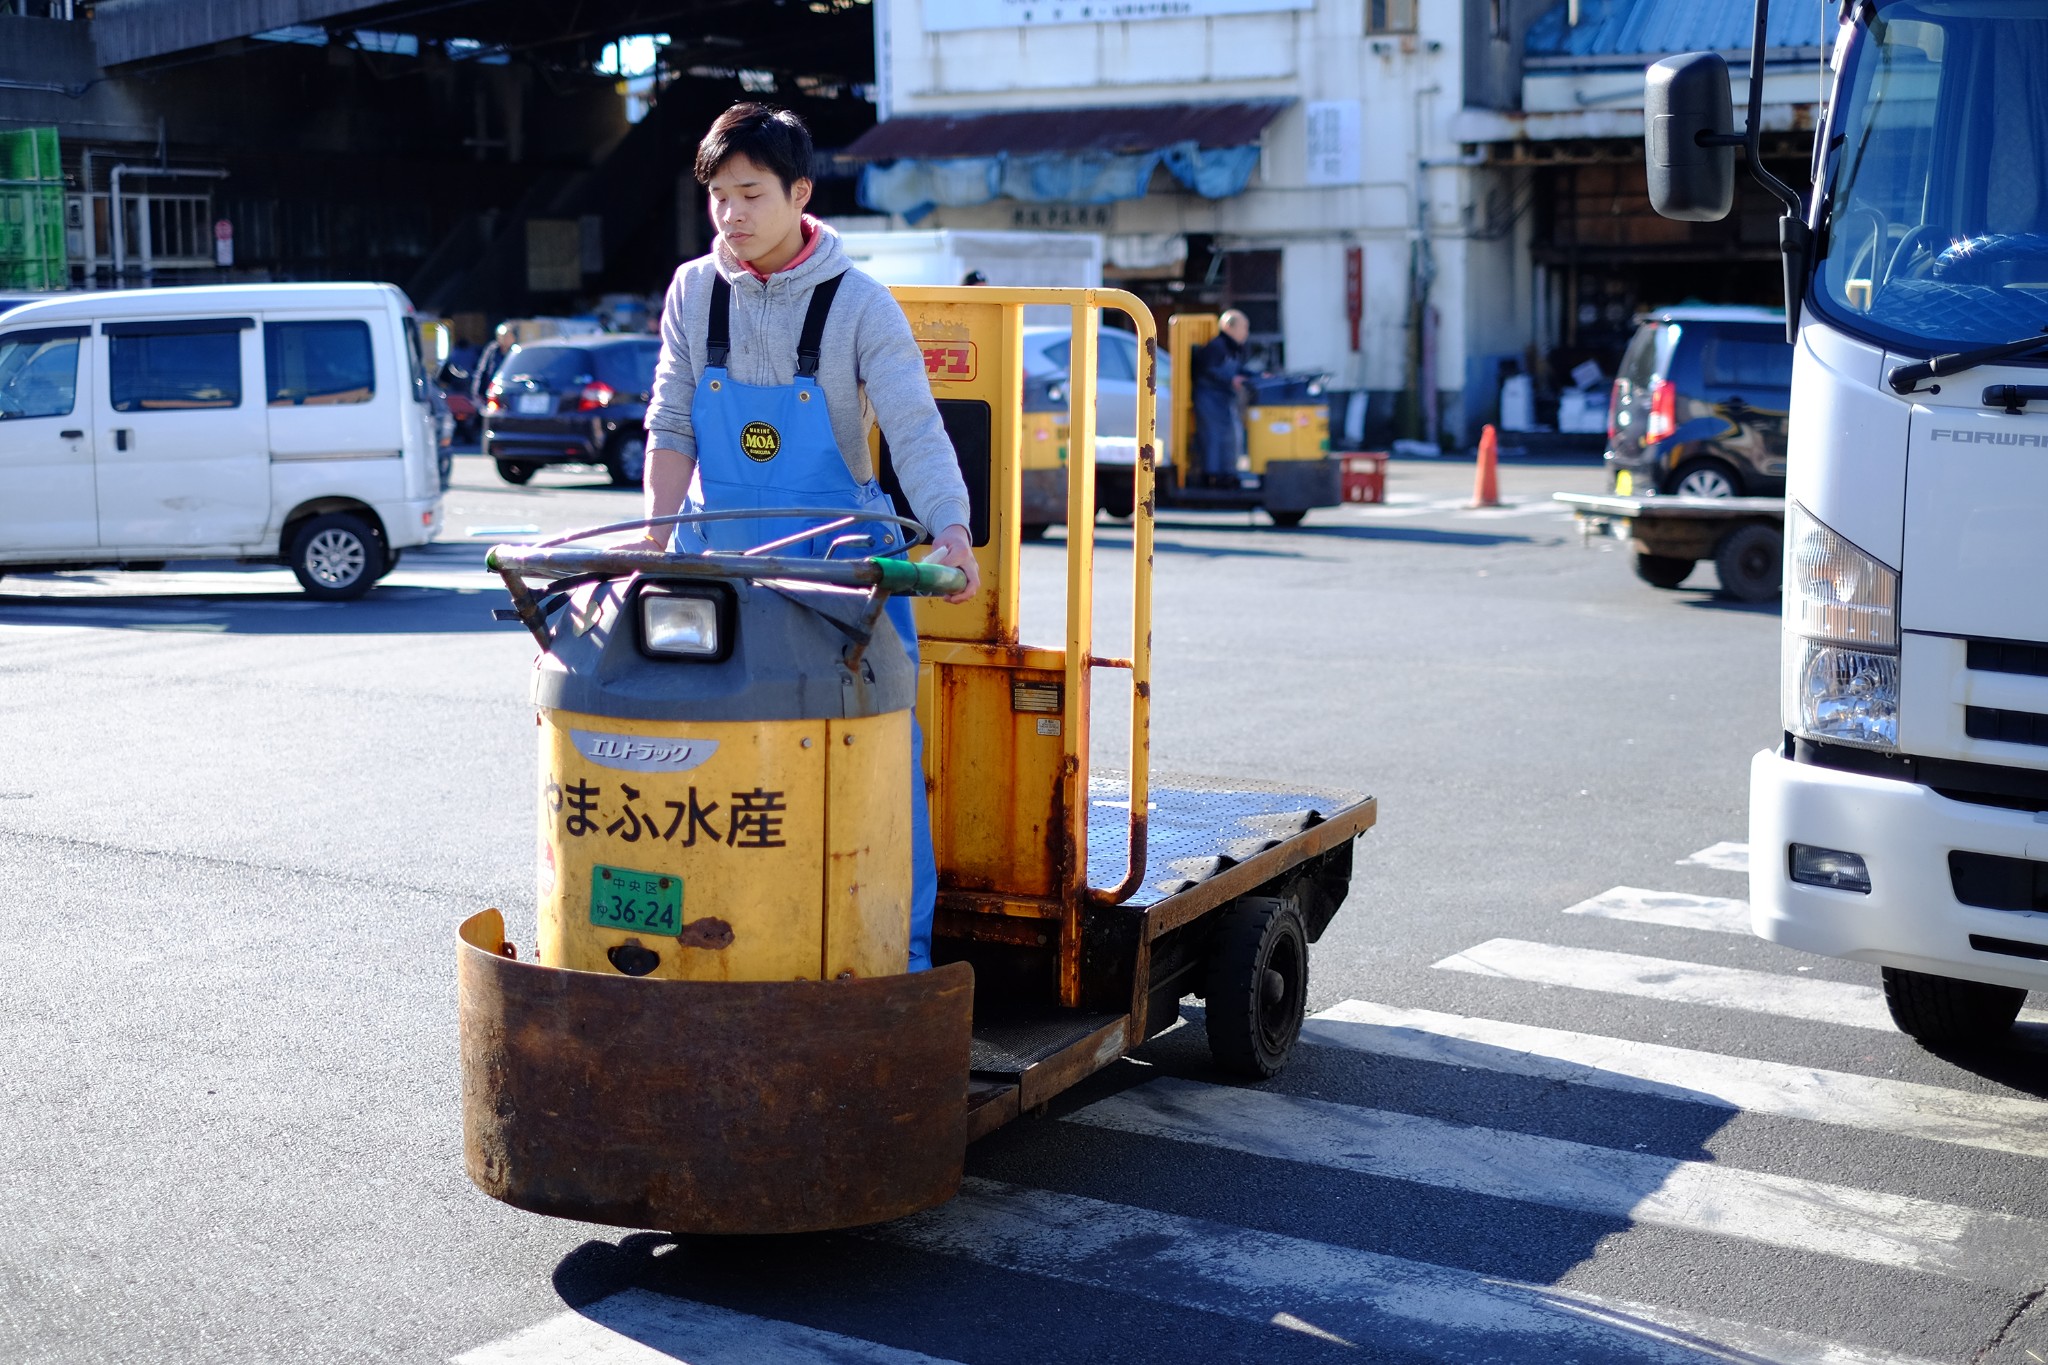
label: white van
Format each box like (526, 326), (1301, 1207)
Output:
(0, 283), (444, 600)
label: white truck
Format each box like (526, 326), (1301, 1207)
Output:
(831, 227), (1104, 296)
(1648, 3), (2048, 1043)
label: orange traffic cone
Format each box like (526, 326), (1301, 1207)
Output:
(1471, 424), (1500, 508)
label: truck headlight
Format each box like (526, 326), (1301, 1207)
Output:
(1783, 504), (1898, 748)
(638, 585), (732, 661)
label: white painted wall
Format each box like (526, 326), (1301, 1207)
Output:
(878, 0), (1491, 432)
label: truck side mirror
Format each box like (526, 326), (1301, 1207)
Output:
(1645, 53), (1736, 222)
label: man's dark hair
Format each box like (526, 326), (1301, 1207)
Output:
(694, 103), (813, 191)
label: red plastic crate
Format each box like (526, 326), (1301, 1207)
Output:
(1339, 452), (1386, 504)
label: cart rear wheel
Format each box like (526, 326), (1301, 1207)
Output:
(1098, 471), (1135, 520)
(1020, 522), (1050, 542)
(496, 459), (536, 486)
(1205, 896), (1308, 1078)
(1882, 966), (2025, 1044)
(1714, 522), (1783, 602)
(1268, 509), (1307, 528)
(1633, 552), (1695, 589)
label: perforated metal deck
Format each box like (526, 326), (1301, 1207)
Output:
(1085, 771), (1368, 908)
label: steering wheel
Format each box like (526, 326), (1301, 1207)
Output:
(1930, 232), (2048, 282)
(487, 508), (966, 646)
(1887, 224), (1954, 282)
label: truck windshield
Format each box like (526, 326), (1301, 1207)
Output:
(1818, 3), (2048, 354)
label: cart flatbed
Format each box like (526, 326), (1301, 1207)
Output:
(1554, 492), (1786, 602)
(957, 776), (1376, 1141)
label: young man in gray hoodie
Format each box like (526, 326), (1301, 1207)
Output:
(639, 102), (976, 972)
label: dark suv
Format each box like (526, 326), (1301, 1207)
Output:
(1606, 306), (1792, 498)
(483, 335), (660, 487)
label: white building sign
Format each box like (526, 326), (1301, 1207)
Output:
(925, 0), (1312, 32)
(1304, 101), (1361, 187)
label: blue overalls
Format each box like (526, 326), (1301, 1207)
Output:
(677, 270), (938, 972)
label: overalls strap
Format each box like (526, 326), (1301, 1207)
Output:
(796, 273), (846, 378)
(706, 273), (731, 368)
(701, 270), (848, 374)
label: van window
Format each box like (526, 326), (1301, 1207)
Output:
(0, 329), (82, 420)
(266, 320), (375, 406)
(1702, 331), (1794, 390)
(109, 327), (242, 411)
(1617, 322), (1666, 387)
(403, 317), (429, 403)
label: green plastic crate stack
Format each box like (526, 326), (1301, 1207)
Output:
(0, 127), (66, 291)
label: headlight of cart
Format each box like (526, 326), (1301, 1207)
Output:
(639, 586), (729, 660)
(1783, 503), (1899, 748)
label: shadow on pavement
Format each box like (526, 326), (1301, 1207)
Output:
(0, 581), (520, 635)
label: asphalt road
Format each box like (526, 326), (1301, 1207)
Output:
(2, 453), (2043, 1364)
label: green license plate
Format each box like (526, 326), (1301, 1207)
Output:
(589, 864), (681, 933)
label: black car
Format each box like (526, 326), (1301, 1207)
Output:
(1606, 306), (1792, 498)
(483, 335), (660, 487)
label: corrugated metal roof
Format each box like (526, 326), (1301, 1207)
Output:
(842, 100), (1290, 161)
(1523, 0), (1832, 64)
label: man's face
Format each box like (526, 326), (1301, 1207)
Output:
(707, 153), (812, 263)
(1223, 315), (1251, 344)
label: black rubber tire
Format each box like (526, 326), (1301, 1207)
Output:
(377, 548), (402, 581)
(1097, 471), (1135, 520)
(1020, 522), (1050, 542)
(1665, 457), (1743, 498)
(1204, 896), (1309, 1079)
(1268, 509), (1307, 528)
(288, 512), (383, 601)
(1882, 966), (2026, 1045)
(496, 459), (536, 486)
(1714, 522), (1783, 602)
(1634, 552), (1696, 589)
(605, 433), (647, 488)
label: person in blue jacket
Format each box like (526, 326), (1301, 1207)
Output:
(639, 103), (981, 973)
(1190, 310), (1251, 488)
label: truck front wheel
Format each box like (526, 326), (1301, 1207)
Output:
(1881, 965), (2026, 1045)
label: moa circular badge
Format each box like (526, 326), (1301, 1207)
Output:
(740, 421), (781, 463)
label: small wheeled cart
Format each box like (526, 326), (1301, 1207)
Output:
(456, 287), (1376, 1237)
(1554, 491), (1786, 602)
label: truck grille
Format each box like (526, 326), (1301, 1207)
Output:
(1950, 850), (2048, 912)
(1967, 637), (2048, 678)
(1965, 706), (2048, 748)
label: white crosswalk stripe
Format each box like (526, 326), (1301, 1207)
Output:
(1068, 1077), (2046, 1285)
(1435, 938), (1902, 1028)
(874, 1179), (1942, 1365)
(1563, 886), (1753, 934)
(451, 1291), (963, 1364)
(1305, 1000), (2048, 1160)
(1681, 841), (1751, 873)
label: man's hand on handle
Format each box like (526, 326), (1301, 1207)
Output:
(925, 524), (981, 604)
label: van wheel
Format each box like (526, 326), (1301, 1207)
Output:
(605, 434), (648, 488)
(1667, 458), (1742, 498)
(1714, 522), (1783, 602)
(1634, 553), (1696, 589)
(289, 513), (383, 601)
(377, 548), (402, 581)
(496, 459), (536, 486)
(1204, 896), (1308, 1079)
(1882, 966), (2025, 1044)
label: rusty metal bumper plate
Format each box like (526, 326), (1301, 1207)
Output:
(458, 910), (974, 1235)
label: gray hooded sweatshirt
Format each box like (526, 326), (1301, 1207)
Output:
(643, 221), (972, 537)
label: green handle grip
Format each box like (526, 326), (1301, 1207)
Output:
(873, 557), (968, 597)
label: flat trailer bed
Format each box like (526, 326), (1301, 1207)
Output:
(1554, 491), (1786, 602)
(961, 776), (1376, 1140)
